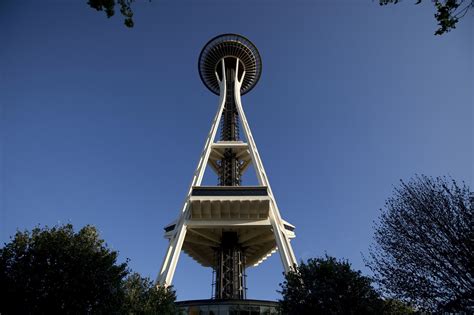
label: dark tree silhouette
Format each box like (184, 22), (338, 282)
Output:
(368, 175), (473, 312)
(0, 224), (128, 314)
(121, 272), (177, 314)
(87, 0), (135, 27)
(379, 0), (473, 35)
(279, 255), (387, 314)
(0, 224), (178, 314)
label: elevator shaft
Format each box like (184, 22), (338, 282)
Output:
(214, 63), (246, 299)
(218, 67), (242, 186)
(214, 232), (246, 299)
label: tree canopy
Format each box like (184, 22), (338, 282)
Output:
(0, 224), (128, 313)
(368, 175), (473, 312)
(0, 224), (177, 314)
(279, 255), (388, 314)
(86, 0), (473, 34)
(121, 272), (177, 314)
(379, 0), (473, 35)
(87, 0), (136, 27)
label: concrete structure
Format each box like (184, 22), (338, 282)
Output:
(157, 34), (297, 301)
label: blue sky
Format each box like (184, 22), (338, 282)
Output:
(1, 0), (472, 301)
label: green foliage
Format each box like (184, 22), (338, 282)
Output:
(0, 224), (129, 314)
(379, 0), (473, 35)
(0, 224), (178, 314)
(121, 272), (177, 314)
(279, 255), (385, 314)
(87, 0), (135, 27)
(382, 299), (416, 314)
(368, 175), (473, 312)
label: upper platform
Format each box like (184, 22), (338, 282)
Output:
(198, 34), (262, 95)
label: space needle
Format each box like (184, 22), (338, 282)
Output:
(158, 34), (297, 313)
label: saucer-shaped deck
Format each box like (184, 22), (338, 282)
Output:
(198, 34), (262, 95)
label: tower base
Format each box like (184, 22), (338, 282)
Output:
(175, 299), (279, 315)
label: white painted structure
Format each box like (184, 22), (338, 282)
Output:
(157, 37), (297, 287)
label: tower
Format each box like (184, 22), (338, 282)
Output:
(158, 34), (297, 302)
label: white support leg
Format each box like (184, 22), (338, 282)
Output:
(233, 64), (297, 272)
(268, 204), (296, 272)
(161, 219), (188, 285)
(157, 61), (228, 286)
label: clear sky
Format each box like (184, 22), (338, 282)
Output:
(1, 0), (472, 302)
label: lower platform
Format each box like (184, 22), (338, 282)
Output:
(175, 299), (279, 315)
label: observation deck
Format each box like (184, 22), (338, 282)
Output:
(198, 34), (262, 95)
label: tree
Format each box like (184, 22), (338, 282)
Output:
(87, 0), (136, 27)
(379, 0), (473, 35)
(0, 224), (178, 314)
(279, 255), (385, 314)
(367, 175), (473, 312)
(0, 224), (128, 314)
(382, 299), (416, 314)
(121, 272), (177, 314)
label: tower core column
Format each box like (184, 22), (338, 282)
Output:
(214, 57), (246, 299)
